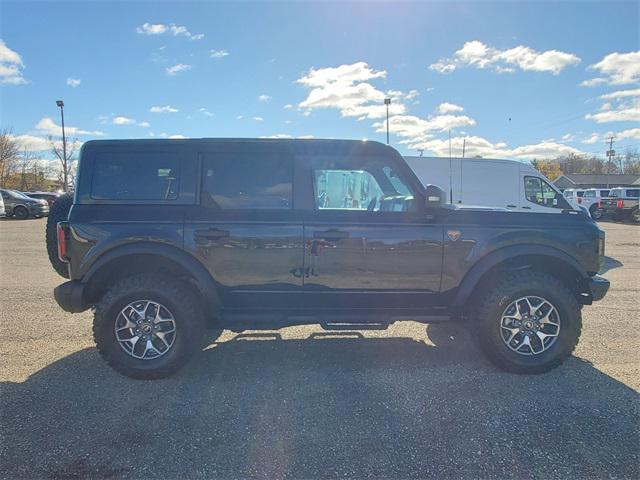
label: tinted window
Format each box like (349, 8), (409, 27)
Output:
(626, 189), (639, 198)
(524, 176), (562, 208)
(600, 190), (610, 197)
(91, 153), (180, 200)
(584, 190), (596, 198)
(201, 154), (292, 209)
(609, 189), (622, 198)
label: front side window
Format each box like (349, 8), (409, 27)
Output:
(609, 189), (622, 198)
(313, 166), (416, 212)
(524, 176), (562, 208)
(202, 154), (292, 209)
(584, 190), (596, 198)
(91, 154), (180, 200)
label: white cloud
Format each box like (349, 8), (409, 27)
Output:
(138, 121), (151, 128)
(0, 39), (27, 85)
(297, 61), (410, 120)
(582, 128), (640, 145)
(66, 77), (81, 88)
(437, 102), (464, 114)
(199, 108), (214, 117)
(210, 49), (229, 59)
(136, 22), (204, 40)
(253, 116), (264, 121)
(35, 117), (105, 137)
(236, 115), (244, 120)
(430, 40), (580, 75)
(112, 116), (135, 125)
(283, 104), (293, 110)
(599, 88), (640, 100)
(374, 113), (476, 141)
(405, 135), (584, 160)
(166, 63), (191, 75)
(585, 103), (640, 123)
(150, 105), (179, 113)
(581, 51), (640, 86)
(258, 94), (272, 102)
(168, 134), (187, 139)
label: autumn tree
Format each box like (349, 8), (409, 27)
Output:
(0, 129), (20, 188)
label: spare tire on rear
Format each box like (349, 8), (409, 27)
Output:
(46, 193), (73, 278)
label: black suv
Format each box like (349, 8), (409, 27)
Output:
(52, 139), (609, 379)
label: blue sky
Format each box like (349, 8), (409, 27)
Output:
(1, 1), (638, 160)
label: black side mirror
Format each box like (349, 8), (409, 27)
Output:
(425, 184), (446, 209)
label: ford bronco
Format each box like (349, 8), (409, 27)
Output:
(51, 139), (609, 379)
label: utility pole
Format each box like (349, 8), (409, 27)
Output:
(606, 136), (615, 189)
(384, 98), (391, 145)
(462, 138), (466, 158)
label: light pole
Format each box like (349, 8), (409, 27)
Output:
(56, 100), (67, 190)
(384, 98), (391, 145)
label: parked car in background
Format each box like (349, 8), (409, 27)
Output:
(0, 188), (49, 219)
(601, 187), (640, 223)
(0, 195), (5, 218)
(581, 188), (610, 220)
(563, 188), (585, 208)
(404, 156), (574, 214)
(25, 191), (60, 206)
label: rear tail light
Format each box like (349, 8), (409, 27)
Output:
(617, 199), (623, 209)
(598, 199), (602, 208)
(57, 223), (68, 262)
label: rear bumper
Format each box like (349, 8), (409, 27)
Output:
(588, 275), (610, 302)
(54, 280), (88, 313)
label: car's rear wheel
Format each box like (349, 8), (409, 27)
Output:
(93, 274), (205, 379)
(13, 206), (29, 219)
(45, 193), (73, 278)
(474, 270), (581, 374)
(632, 208), (640, 224)
(589, 204), (603, 220)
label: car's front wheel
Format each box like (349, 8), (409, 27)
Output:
(589, 204), (603, 220)
(474, 270), (581, 374)
(13, 206), (29, 219)
(93, 274), (205, 379)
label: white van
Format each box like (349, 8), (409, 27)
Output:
(404, 156), (577, 214)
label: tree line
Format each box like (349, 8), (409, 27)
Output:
(531, 149), (640, 181)
(0, 129), (77, 192)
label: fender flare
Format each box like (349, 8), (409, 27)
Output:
(82, 242), (222, 309)
(451, 244), (589, 311)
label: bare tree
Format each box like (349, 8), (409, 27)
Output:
(18, 145), (38, 191)
(49, 135), (78, 192)
(0, 129), (20, 188)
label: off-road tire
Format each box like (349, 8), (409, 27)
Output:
(13, 206), (29, 219)
(474, 270), (581, 374)
(45, 193), (73, 278)
(632, 207), (640, 224)
(94, 274), (205, 380)
(589, 204), (602, 220)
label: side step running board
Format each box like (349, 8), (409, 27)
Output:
(321, 323), (389, 331)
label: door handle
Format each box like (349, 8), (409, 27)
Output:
(314, 229), (349, 240)
(506, 204), (517, 208)
(194, 228), (230, 244)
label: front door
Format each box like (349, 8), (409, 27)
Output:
(184, 149), (304, 310)
(301, 155), (444, 312)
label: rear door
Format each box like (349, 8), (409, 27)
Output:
(300, 152), (444, 312)
(184, 145), (304, 310)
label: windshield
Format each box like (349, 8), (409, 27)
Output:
(8, 190), (31, 199)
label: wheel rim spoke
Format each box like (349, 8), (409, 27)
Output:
(114, 300), (177, 360)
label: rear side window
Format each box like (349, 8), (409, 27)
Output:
(91, 153), (180, 200)
(627, 189), (639, 198)
(201, 154), (292, 209)
(584, 190), (596, 198)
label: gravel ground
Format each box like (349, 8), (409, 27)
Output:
(1, 217), (638, 479)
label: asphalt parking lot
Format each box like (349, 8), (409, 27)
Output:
(1, 218), (638, 479)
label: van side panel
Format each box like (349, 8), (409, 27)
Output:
(461, 160), (520, 209)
